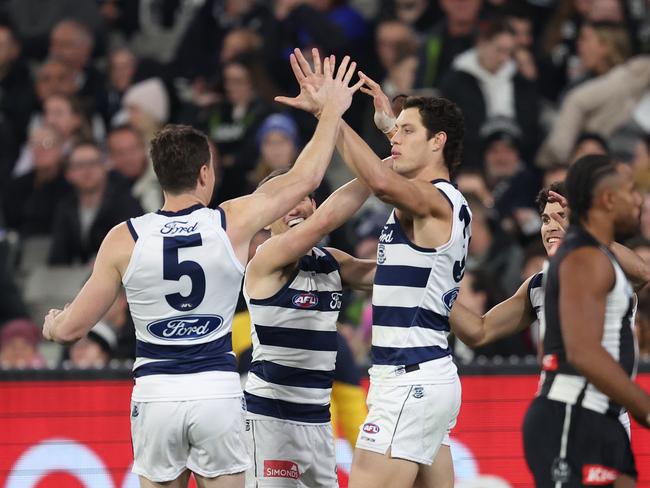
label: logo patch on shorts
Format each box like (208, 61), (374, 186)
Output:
(264, 460), (299, 479)
(412, 386), (424, 399)
(551, 457), (570, 483)
(131, 404), (139, 418)
(362, 423), (380, 434)
(583, 465), (618, 485)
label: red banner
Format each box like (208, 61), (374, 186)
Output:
(1, 375), (648, 487)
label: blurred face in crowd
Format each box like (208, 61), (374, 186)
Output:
(109, 48), (137, 93)
(484, 139), (520, 182)
(440, 0), (482, 24)
(50, 21), (92, 71)
(577, 24), (611, 74)
(0, 336), (39, 368)
(376, 21), (414, 70)
(0, 27), (19, 71)
(261, 130), (297, 171)
(221, 29), (260, 63)
(478, 32), (515, 73)
(543, 166), (568, 189)
(268, 196), (316, 236)
(390, 107), (439, 177)
(44, 95), (81, 139)
(394, 0), (427, 25)
(540, 200), (565, 254)
(69, 338), (109, 369)
(589, 0), (624, 22)
(30, 126), (64, 173)
(224, 62), (254, 106)
(108, 128), (147, 180)
(570, 137), (608, 164)
(36, 60), (76, 103)
(507, 17), (533, 49)
(66, 144), (107, 195)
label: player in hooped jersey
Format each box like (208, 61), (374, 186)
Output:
(243, 157), (375, 486)
(278, 49), (470, 488)
(524, 155), (650, 487)
(42, 56), (364, 488)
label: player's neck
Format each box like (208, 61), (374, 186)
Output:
(411, 163), (449, 183)
(161, 193), (207, 212)
(580, 213), (615, 247)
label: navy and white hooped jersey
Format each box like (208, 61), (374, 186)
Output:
(244, 247), (342, 424)
(123, 204), (245, 402)
(540, 225), (637, 416)
(370, 180), (472, 385)
(527, 270), (545, 344)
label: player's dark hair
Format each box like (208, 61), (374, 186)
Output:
(477, 16), (516, 41)
(150, 125), (212, 194)
(536, 181), (566, 215)
(402, 96), (464, 175)
(258, 167), (315, 200)
(565, 154), (619, 223)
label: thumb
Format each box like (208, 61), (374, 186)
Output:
(274, 96), (300, 108)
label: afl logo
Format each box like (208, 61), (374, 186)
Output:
(442, 288), (460, 311)
(292, 292), (319, 309)
(362, 423), (380, 434)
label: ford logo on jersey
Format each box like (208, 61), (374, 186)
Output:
(442, 288), (460, 311)
(292, 292), (319, 309)
(147, 315), (223, 340)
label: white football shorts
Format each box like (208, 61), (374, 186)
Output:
(355, 378), (461, 465)
(244, 417), (338, 487)
(131, 396), (250, 482)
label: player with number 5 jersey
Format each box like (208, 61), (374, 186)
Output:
(41, 53), (365, 488)
(277, 49), (471, 488)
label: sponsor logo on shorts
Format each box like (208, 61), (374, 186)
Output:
(542, 353), (559, 371)
(245, 420), (251, 431)
(551, 457), (570, 483)
(413, 386), (424, 399)
(360, 436), (375, 443)
(362, 423), (380, 434)
(292, 292), (318, 309)
(131, 404), (139, 418)
(582, 465), (618, 485)
(442, 288), (460, 311)
(146, 315), (223, 340)
(264, 460), (299, 479)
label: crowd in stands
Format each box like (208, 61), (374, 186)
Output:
(0, 0), (649, 370)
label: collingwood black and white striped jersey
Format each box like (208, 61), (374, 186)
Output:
(539, 225), (637, 416)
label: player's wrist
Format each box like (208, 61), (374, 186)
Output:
(374, 111), (396, 134)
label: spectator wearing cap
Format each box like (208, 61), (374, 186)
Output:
(49, 141), (142, 265)
(117, 77), (170, 145)
(439, 16), (541, 167)
(0, 319), (45, 369)
(68, 321), (117, 368)
(479, 118), (541, 231)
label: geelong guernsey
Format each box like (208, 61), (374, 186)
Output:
(369, 180), (472, 385)
(244, 247), (342, 424)
(123, 204), (244, 401)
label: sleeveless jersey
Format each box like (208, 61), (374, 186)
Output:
(539, 225), (637, 416)
(244, 247), (342, 424)
(369, 180), (472, 385)
(123, 204), (244, 401)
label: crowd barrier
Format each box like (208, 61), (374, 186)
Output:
(1, 364), (649, 488)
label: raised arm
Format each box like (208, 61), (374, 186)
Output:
(42, 224), (131, 343)
(560, 248), (650, 428)
(325, 247), (375, 292)
(248, 178), (371, 280)
(222, 54), (363, 258)
(451, 275), (536, 347)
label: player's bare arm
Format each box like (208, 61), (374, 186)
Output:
(358, 71), (398, 140)
(451, 275), (536, 347)
(221, 54), (363, 263)
(246, 178), (371, 298)
(42, 223), (133, 343)
(560, 247), (650, 428)
(325, 247), (375, 292)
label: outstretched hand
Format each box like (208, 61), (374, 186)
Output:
(358, 71), (396, 134)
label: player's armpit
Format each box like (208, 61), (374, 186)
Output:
(326, 248), (375, 291)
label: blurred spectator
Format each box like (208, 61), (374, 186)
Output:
(521, 240), (547, 280)
(49, 141), (142, 265)
(388, 0), (439, 36)
(97, 290), (135, 360)
(632, 134), (650, 190)
(466, 192), (524, 296)
(107, 125), (162, 212)
(635, 286), (650, 362)
(501, 3), (539, 82)
(374, 19), (419, 83)
(220, 28), (263, 64)
(44, 94), (93, 149)
(542, 162), (569, 189)
(118, 77), (169, 144)
(568, 131), (609, 164)
(49, 19), (107, 114)
(102, 47), (138, 124)
(68, 321), (117, 369)
(0, 21), (35, 148)
(415, 0), (482, 88)
(440, 17), (541, 167)
(0, 213), (29, 324)
(536, 55), (650, 168)
(456, 169), (495, 209)
(0, 319), (45, 369)
(3, 124), (70, 237)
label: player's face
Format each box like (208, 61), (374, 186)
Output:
(269, 196), (316, 235)
(612, 164), (642, 236)
(540, 201), (566, 255)
(390, 108), (435, 177)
